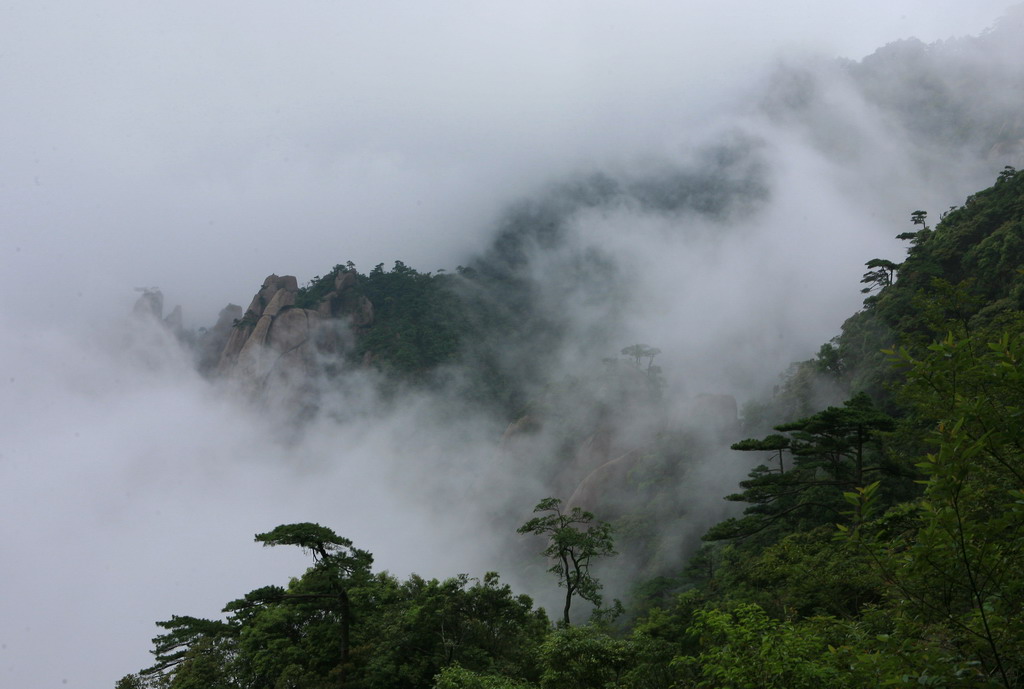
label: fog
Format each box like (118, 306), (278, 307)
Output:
(1, 1), (1020, 686)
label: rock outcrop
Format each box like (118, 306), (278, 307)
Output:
(163, 305), (184, 338)
(312, 270), (375, 325)
(553, 427), (618, 493)
(125, 288), (190, 369)
(213, 270), (373, 406)
(217, 274), (298, 374)
(130, 288), (186, 338)
(196, 303), (242, 375)
(566, 449), (643, 513)
(132, 288), (163, 320)
(500, 415), (543, 446)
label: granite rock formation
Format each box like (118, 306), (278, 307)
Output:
(213, 271), (373, 407)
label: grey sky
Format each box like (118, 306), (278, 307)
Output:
(1, 1), (1010, 327)
(0, 2), (1016, 687)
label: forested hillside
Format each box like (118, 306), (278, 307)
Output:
(119, 155), (1024, 688)
(110, 11), (1024, 688)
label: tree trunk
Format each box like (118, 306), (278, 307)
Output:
(339, 589), (350, 681)
(563, 588), (572, 626)
(562, 553), (573, 626)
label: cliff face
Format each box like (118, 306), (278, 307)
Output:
(217, 274), (301, 378)
(128, 269), (378, 413)
(196, 304), (243, 375)
(210, 271), (373, 407)
(131, 288), (185, 338)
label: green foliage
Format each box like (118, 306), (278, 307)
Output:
(143, 615), (237, 678)
(434, 665), (537, 689)
(131, 526), (551, 689)
(166, 637), (238, 689)
(294, 264), (351, 310)
(775, 392), (896, 484)
(689, 169), (1024, 687)
(114, 674), (149, 689)
(709, 393), (898, 544)
(861, 258), (900, 294)
(537, 626), (629, 689)
(831, 168), (1024, 399)
(673, 604), (849, 689)
(356, 261), (471, 378)
(355, 572), (549, 688)
(875, 323), (1024, 686)
(719, 526), (884, 619)
(232, 311), (258, 329)
(730, 433), (790, 472)
(255, 523), (359, 562)
(518, 498), (616, 626)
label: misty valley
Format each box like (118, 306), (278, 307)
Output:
(119, 159), (1024, 688)
(16, 7), (1023, 689)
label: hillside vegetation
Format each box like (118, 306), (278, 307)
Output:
(120, 156), (1024, 689)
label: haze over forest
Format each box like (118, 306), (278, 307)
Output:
(2, 2), (1023, 687)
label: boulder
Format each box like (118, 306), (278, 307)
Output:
(566, 449), (643, 514)
(311, 269), (374, 326)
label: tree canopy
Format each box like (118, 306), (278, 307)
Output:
(517, 498), (616, 626)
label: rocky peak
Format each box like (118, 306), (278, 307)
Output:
(131, 287), (185, 337)
(132, 288), (163, 320)
(216, 274), (299, 375)
(196, 303), (242, 375)
(212, 270), (374, 412)
(312, 270), (374, 326)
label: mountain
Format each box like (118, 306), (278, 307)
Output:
(122, 164), (1024, 689)
(118, 18), (1024, 688)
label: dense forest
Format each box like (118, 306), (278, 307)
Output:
(118, 154), (1024, 688)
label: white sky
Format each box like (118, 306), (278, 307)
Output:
(1, 1), (1011, 327)
(0, 1), (1016, 687)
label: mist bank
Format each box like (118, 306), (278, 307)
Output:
(162, 9), (1024, 416)
(4, 6), (1024, 688)
(116, 166), (1024, 688)
(110, 1), (1024, 621)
